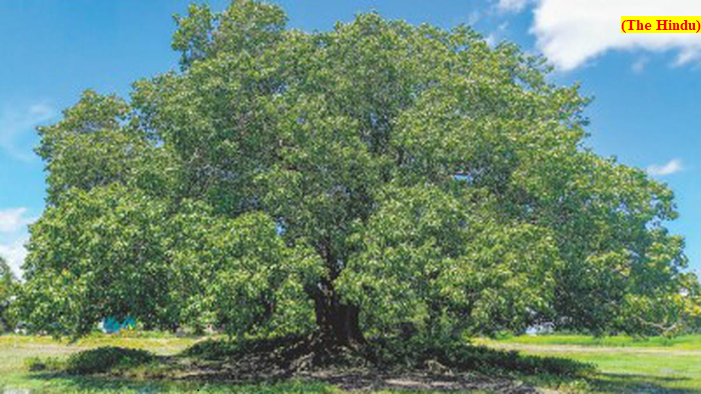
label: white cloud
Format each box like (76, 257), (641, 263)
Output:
(0, 208), (31, 233)
(647, 158), (684, 176)
(504, 0), (701, 70)
(0, 208), (34, 276)
(0, 238), (28, 276)
(486, 21), (510, 47)
(497, 0), (534, 13)
(0, 102), (56, 161)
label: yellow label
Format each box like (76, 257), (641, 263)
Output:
(621, 17), (701, 33)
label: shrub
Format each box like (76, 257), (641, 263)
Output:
(373, 337), (596, 377)
(64, 347), (154, 375)
(25, 356), (63, 372)
(183, 338), (241, 359)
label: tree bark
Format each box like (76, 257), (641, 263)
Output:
(308, 281), (365, 347)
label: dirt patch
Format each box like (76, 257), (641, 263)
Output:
(159, 358), (544, 392)
(302, 370), (540, 393)
(155, 355), (544, 392)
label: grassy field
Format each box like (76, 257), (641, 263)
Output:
(0, 334), (341, 393)
(483, 334), (701, 350)
(478, 335), (701, 393)
(1, 333), (700, 393)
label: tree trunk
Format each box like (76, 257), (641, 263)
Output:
(308, 281), (365, 347)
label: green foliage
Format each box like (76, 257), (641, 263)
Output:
(19, 185), (174, 336)
(19, 0), (699, 345)
(36, 91), (147, 205)
(183, 338), (241, 359)
(172, 0), (286, 68)
(0, 257), (18, 332)
(339, 185), (560, 337)
(169, 209), (319, 337)
(182, 334), (304, 361)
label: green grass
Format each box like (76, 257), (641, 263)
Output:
(0, 332), (200, 354)
(480, 335), (701, 393)
(1, 375), (341, 394)
(0, 334), (347, 393)
(0, 333), (208, 393)
(3, 333), (701, 393)
(483, 333), (701, 350)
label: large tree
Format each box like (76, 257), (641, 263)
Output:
(19, 0), (699, 344)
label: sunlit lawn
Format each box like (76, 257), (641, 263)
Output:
(486, 333), (701, 350)
(479, 335), (701, 393)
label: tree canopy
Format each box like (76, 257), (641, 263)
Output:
(18, 0), (700, 343)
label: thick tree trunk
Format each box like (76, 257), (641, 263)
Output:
(308, 281), (365, 347)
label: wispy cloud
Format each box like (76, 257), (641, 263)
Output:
(0, 207), (35, 276)
(496, 0), (534, 13)
(485, 21), (510, 47)
(0, 102), (56, 161)
(499, 0), (701, 71)
(0, 208), (31, 233)
(647, 158), (684, 176)
(0, 237), (28, 276)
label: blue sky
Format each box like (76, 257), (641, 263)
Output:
(0, 0), (698, 275)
